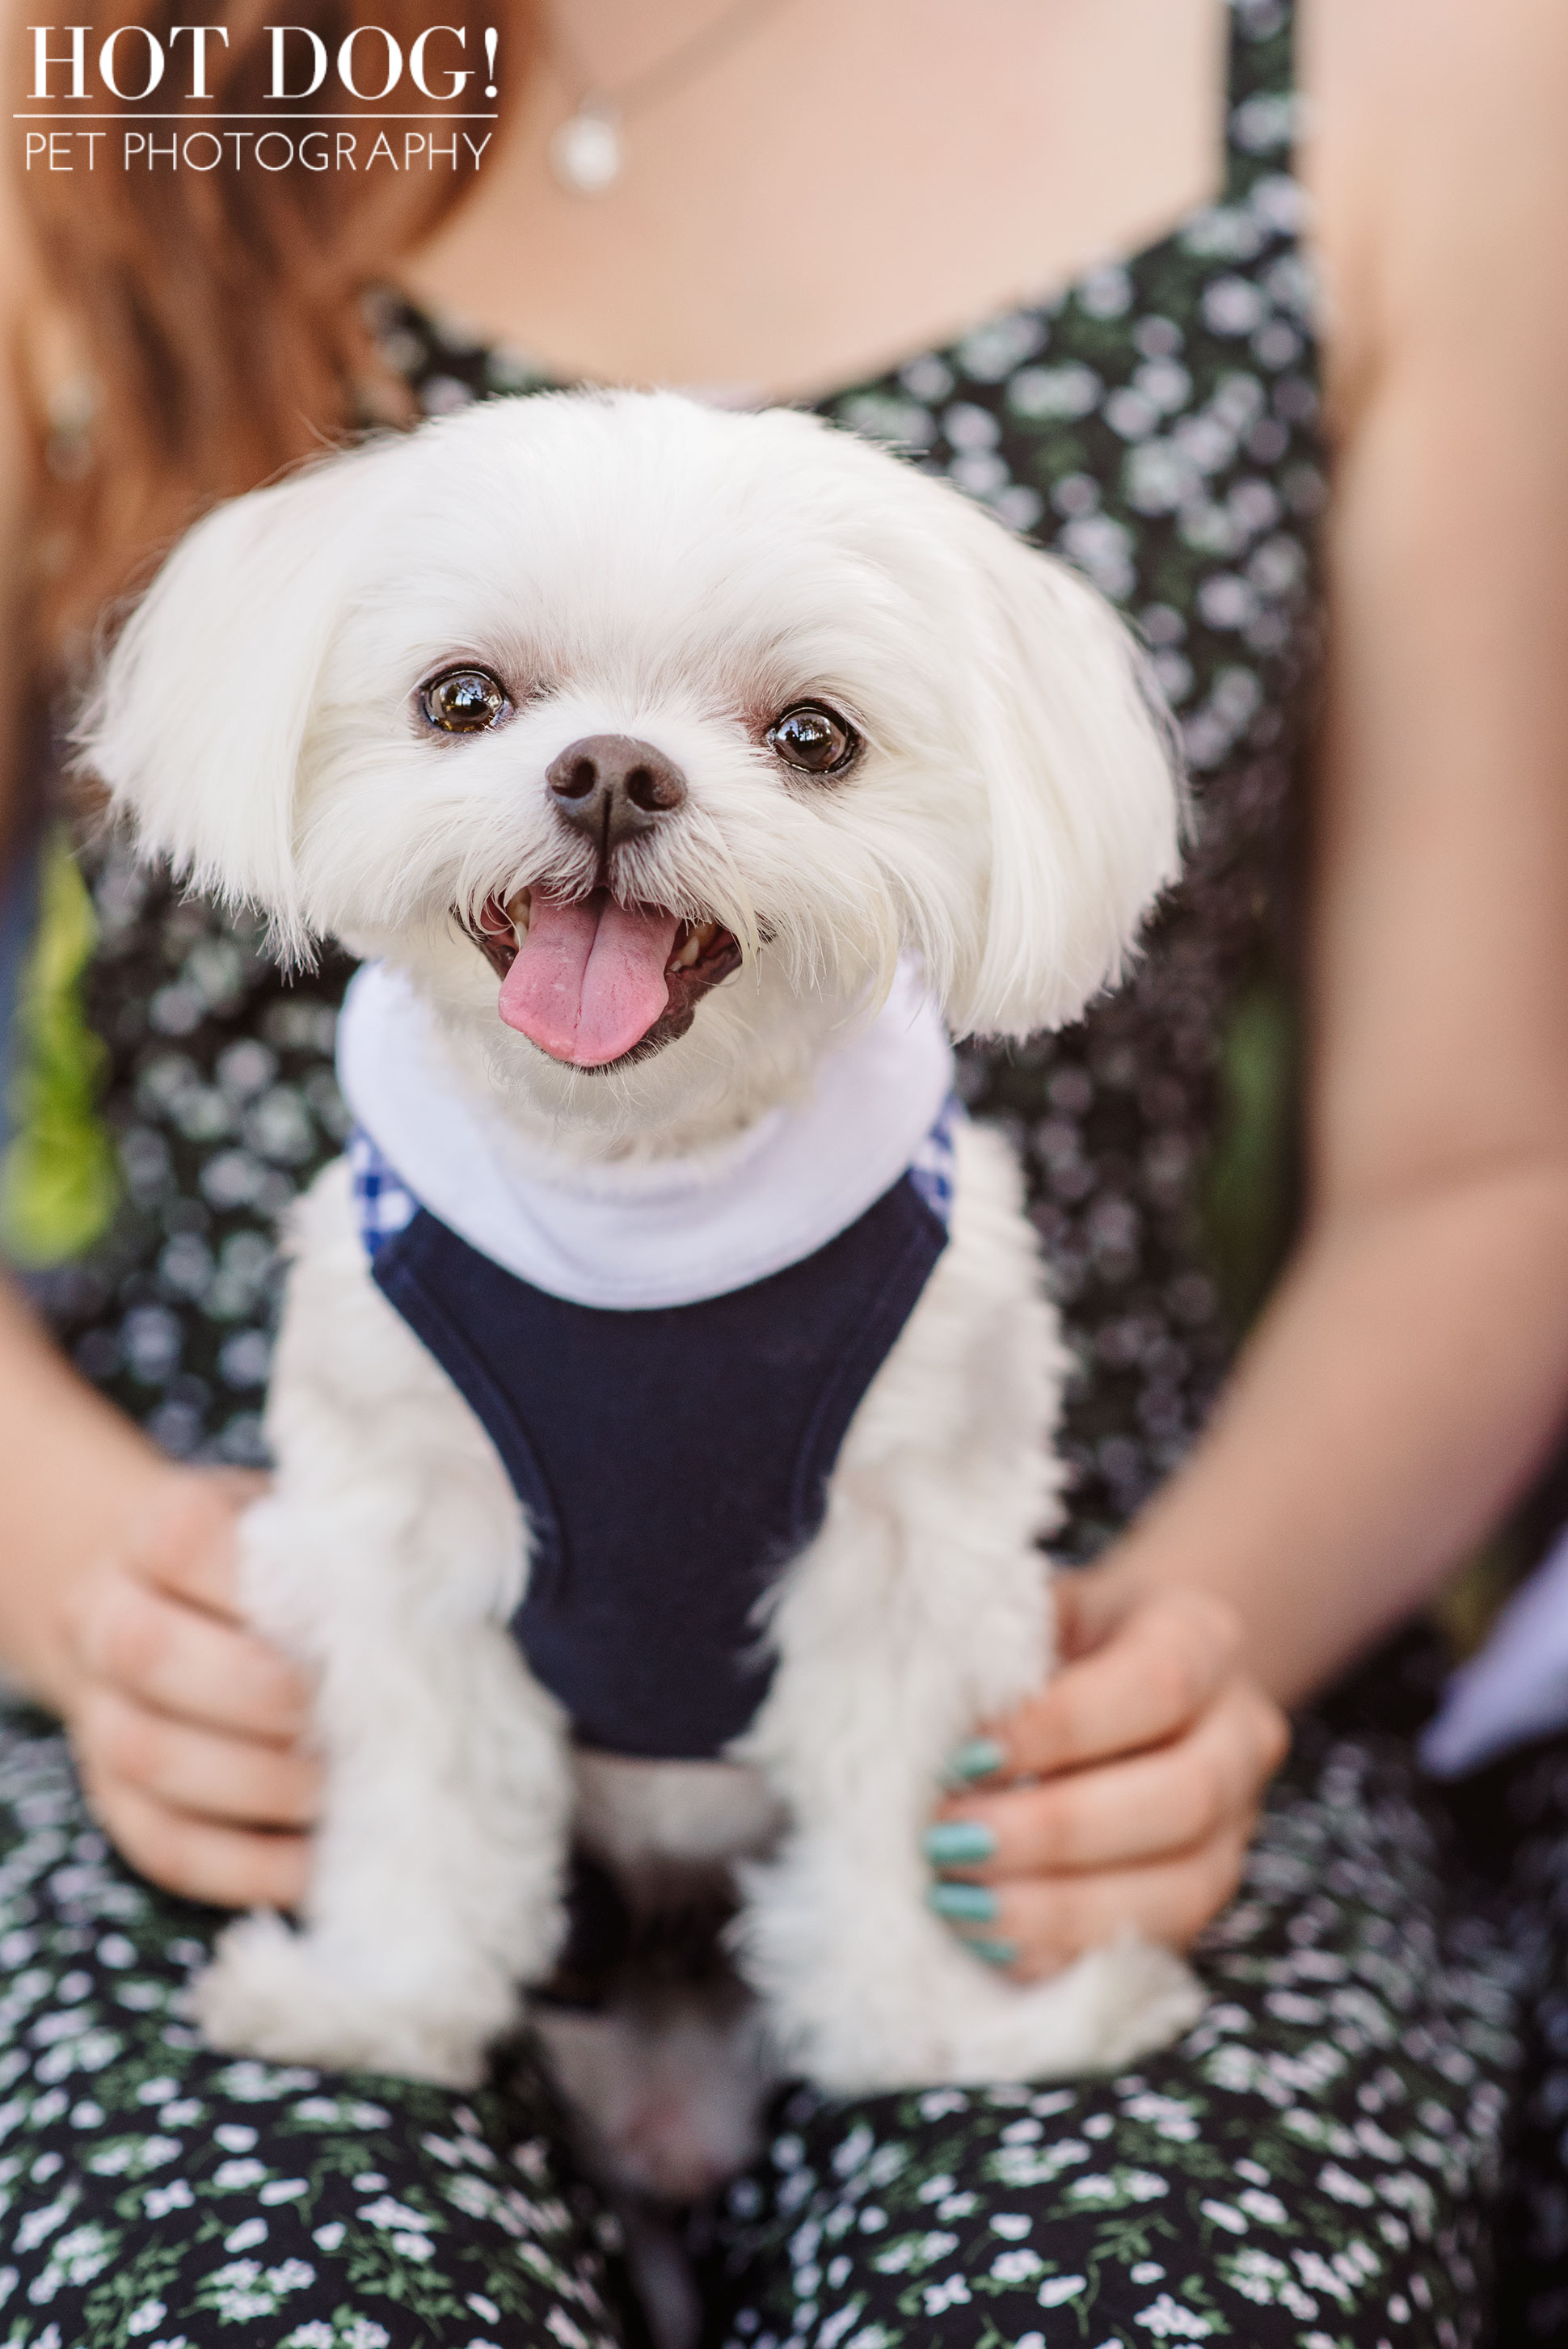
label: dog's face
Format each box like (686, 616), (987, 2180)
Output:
(86, 392), (1179, 1132)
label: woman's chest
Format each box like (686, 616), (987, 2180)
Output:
(398, 0), (1227, 399)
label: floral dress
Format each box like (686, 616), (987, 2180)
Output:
(0, 2), (1546, 2343)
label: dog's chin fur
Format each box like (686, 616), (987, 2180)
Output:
(82, 390), (1202, 2195)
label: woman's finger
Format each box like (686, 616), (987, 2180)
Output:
(76, 1568), (314, 1741)
(933, 1683), (1288, 1879)
(122, 1469), (269, 1626)
(74, 1683), (322, 1831)
(79, 1769), (312, 1912)
(939, 1829), (1251, 1982)
(965, 1586), (1244, 1781)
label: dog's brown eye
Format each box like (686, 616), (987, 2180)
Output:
(421, 667), (510, 733)
(766, 702), (858, 777)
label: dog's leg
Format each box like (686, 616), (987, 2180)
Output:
(194, 1161), (572, 2087)
(735, 1511), (1202, 2093)
(733, 1126), (1203, 2092)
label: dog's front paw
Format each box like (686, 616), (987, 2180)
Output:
(769, 1929), (1204, 2094)
(929, 1934), (1204, 2087)
(1053, 1935), (1206, 2073)
(193, 1912), (502, 2088)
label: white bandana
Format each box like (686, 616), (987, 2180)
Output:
(335, 957), (956, 1311)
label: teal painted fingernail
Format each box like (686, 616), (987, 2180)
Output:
(963, 1937), (1018, 1969)
(945, 1738), (1005, 1786)
(923, 1821), (998, 1866)
(928, 1881), (998, 1924)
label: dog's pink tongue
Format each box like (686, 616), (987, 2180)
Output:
(498, 894), (679, 1065)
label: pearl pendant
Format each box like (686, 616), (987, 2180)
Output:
(549, 103), (625, 196)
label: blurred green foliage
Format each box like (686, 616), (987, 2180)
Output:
(0, 830), (119, 1268)
(1199, 977), (1299, 1336)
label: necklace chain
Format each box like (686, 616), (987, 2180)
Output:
(544, 0), (800, 195)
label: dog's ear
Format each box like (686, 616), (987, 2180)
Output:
(77, 444), (384, 955)
(938, 505), (1184, 1040)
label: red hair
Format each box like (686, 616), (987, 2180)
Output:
(13, 0), (535, 656)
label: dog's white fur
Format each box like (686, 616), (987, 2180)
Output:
(83, 390), (1201, 2115)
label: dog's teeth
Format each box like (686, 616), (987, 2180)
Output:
(674, 931), (703, 969)
(504, 887), (532, 937)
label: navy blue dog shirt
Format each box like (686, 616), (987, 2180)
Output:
(356, 1142), (950, 1761)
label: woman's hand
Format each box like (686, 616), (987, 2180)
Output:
(61, 1471), (321, 1912)
(925, 1567), (1288, 1978)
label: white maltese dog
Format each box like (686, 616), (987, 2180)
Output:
(83, 389), (1201, 2196)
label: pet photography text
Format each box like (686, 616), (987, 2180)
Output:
(16, 18), (498, 173)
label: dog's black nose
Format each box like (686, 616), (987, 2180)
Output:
(546, 735), (688, 850)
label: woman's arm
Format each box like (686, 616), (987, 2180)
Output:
(0, 1280), (320, 1908)
(0, 200), (318, 1910)
(1114, 0), (1568, 1697)
(930, 0), (1568, 1971)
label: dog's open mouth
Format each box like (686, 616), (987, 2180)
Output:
(463, 888), (741, 1069)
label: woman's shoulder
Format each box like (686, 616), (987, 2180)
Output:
(1305, 0), (1568, 423)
